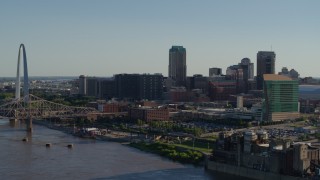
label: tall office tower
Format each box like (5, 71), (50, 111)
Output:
(263, 74), (299, 121)
(169, 46), (187, 87)
(256, 51), (276, 90)
(239, 58), (254, 80)
(209, 67), (222, 77)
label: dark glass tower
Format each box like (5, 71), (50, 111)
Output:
(169, 46), (186, 87)
(256, 51), (276, 90)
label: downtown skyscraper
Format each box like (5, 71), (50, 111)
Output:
(256, 51), (276, 90)
(169, 46), (187, 87)
(263, 74), (299, 121)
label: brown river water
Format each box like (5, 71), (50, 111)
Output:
(0, 119), (244, 180)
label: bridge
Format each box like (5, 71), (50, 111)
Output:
(0, 44), (98, 132)
(0, 94), (97, 119)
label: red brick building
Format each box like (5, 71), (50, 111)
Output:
(103, 103), (120, 113)
(136, 101), (158, 107)
(129, 107), (169, 122)
(95, 101), (129, 113)
(208, 81), (237, 101)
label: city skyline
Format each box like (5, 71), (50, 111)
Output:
(1, 0), (319, 77)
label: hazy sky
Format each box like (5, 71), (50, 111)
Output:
(1, 0), (319, 77)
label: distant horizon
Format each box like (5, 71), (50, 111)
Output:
(1, 74), (320, 79)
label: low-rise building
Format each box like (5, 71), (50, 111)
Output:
(129, 106), (169, 122)
(208, 80), (237, 101)
(211, 129), (320, 177)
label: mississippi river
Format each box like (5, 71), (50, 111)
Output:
(0, 119), (247, 180)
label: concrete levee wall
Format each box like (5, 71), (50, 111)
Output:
(206, 161), (305, 180)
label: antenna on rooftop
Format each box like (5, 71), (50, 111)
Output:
(271, 45), (273, 51)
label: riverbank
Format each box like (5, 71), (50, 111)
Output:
(33, 120), (132, 142)
(129, 142), (204, 165)
(33, 120), (207, 165)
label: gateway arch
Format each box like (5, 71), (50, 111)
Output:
(15, 44), (29, 102)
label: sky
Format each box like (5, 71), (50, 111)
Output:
(0, 0), (319, 78)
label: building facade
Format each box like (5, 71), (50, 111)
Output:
(187, 74), (209, 93)
(79, 75), (87, 95)
(115, 74), (141, 99)
(139, 74), (163, 100)
(226, 65), (246, 93)
(263, 74), (299, 121)
(100, 79), (117, 99)
(86, 77), (100, 97)
(78, 76), (116, 98)
(129, 107), (169, 122)
(78, 74), (163, 100)
(278, 67), (300, 80)
(209, 67), (222, 77)
(169, 46), (186, 87)
(208, 80), (237, 101)
(115, 74), (163, 100)
(257, 51), (276, 90)
(240, 58), (254, 80)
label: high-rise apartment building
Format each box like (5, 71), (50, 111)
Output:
(139, 74), (163, 100)
(263, 74), (299, 121)
(100, 79), (116, 99)
(78, 74), (163, 100)
(257, 51), (276, 90)
(169, 46), (186, 87)
(115, 74), (140, 99)
(87, 78), (101, 97)
(115, 73), (163, 100)
(79, 75), (87, 95)
(79, 76), (115, 98)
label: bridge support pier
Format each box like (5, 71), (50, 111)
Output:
(26, 118), (32, 132)
(9, 118), (17, 122)
(9, 118), (18, 128)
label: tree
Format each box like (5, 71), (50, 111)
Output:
(137, 119), (145, 126)
(76, 118), (85, 127)
(0, 93), (14, 100)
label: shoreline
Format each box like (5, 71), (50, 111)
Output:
(32, 120), (206, 166)
(32, 120), (132, 143)
(129, 141), (205, 165)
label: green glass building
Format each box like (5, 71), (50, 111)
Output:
(263, 74), (299, 121)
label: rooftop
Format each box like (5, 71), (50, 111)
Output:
(170, 46), (186, 52)
(263, 74), (292, 81)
